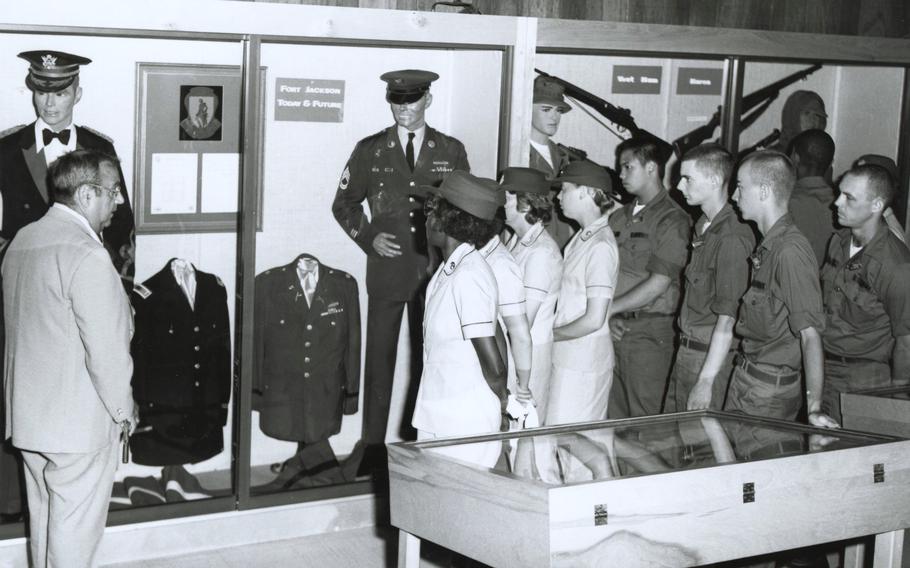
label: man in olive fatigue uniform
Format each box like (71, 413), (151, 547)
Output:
(528, 76), (576, 250)
(609, 137), (691, 418)
(726, 150), (837, 428)
(332, 70), (469, 474)
(820, 164), (910, 424)
(664, 145), (754, 413)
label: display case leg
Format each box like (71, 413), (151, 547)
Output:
(844, 540), (866, 568)
(873, 530), (905, 568)
(398, 530), (421, 568)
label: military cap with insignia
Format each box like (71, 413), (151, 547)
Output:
(19, 50), (92, 93)
(380, 69), (439, 104)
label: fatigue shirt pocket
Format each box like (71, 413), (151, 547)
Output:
(738, 282), (774, 343)
(621, 230), (652, 272)
(840, 276), (879, 327)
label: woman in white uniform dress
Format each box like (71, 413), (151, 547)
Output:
(502, 167), (563, 420)
(411, 171), (508, 468)
(548, 161), (619, 425)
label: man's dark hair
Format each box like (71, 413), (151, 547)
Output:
(616, 137), (667, 178)
(790, 129), (835, 176)
(683, 143), (734, 187)
(511, 191), (554, 225)
(47, 149), (119, 205)
(740, 150), (796, 204)
(435, 198), (498, 248)
(846, 164), (895, 208)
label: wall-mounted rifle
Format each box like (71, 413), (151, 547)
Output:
(535, 68), (674, 164)
(672, 63), (822, 158)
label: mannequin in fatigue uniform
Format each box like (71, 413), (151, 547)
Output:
(332, 69), (469, 475)
(528, 76), (576, 250)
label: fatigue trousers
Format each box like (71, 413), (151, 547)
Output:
(609, 316), (676, 418)
(664, 344), (735, 413)
(724, 364), (801, 421)
(20, 439), (119, 568)
(361, 292), (425, 445)
(823, 358), (890, 425)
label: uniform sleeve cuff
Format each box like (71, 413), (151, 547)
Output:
(462, 321), (495, 339)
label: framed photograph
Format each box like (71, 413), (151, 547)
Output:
(134, 63), (265, 233)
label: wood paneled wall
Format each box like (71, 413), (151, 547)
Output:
(245, 0), (910, 39)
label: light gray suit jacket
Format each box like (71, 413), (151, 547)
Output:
(3, 204), (134, 453)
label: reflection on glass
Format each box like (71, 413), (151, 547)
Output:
(419, 413), (883, 486)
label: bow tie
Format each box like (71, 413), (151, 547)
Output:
(42, 128), (71, 146)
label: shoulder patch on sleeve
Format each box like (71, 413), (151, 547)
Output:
(215, 276), (225, 287)
(0, 124), (26, 139)
(339, 166), (351, 191)
(133, 282), (152, 299)
(81, 125), (114, 144)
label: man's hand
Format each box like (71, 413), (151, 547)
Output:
(372, 232), (402, 257)
(808, 411), (839, 429)
(610, 319), (629, 342)
(686, 379), (713, 411)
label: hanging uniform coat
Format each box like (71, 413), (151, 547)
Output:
(129, 260), (231, 465)
(252, 255), (361, 443)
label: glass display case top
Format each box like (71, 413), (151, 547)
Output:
(848, 384), (910, 401)
(406, 411), (894, 486)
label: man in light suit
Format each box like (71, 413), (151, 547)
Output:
(3, 149), (136, 567)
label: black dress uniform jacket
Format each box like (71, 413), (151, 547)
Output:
(129, 260), (231, 465)
(332, 125), (469, 301)
(252, 255), (361, 443)
(0, 122), (135, 282)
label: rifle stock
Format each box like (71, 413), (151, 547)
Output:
(671, 63), (822, 159)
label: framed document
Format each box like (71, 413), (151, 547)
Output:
(134, 63), (265, 233)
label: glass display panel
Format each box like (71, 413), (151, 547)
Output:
(0, 33), (243, 524)
(249, 42), (504, 495)
(849, 384), (910, 401)
(534, 53), (725, 206)
(738, 62), (905, 223)
(411, 412), (892, 486)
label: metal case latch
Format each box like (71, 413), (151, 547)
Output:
(594, 504), (608, 526)
(743, 482), (755, 503)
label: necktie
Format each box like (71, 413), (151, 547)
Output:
(42, 128), (70, 146)
(406, 132), (415, 172)
(181, 268), (196, 310)
(303, 271), (316, 307)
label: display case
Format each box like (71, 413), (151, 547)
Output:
(842, 385), (910, 445)
(389, 411), (910, 567)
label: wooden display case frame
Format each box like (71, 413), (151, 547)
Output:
(842, 385), (910, 439)
(390, 410), (910, 567)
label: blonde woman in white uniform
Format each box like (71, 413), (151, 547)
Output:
(502, 167), (563, 420)
(548, 161), (619, 425)
(411, 171), (507, 467)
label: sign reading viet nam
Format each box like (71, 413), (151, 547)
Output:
(612, 65), (662, 95)
(677, 68), (723, 95)
(275, 78), (345, 122)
